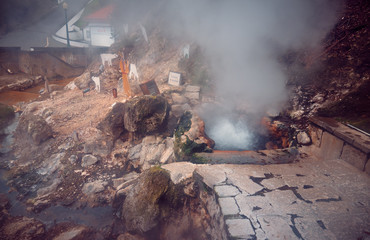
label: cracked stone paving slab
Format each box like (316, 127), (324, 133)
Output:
(190, 153), (370, 239)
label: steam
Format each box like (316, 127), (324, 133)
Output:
(114, 0), (342, 149)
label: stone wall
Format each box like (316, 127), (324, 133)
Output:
(0, 47), (107, 78)
(308, 117), (370, 174)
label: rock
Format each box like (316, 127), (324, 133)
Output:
(37, 152), (65, 176)
(290, 110), (305, 120)
(128, 143), (142, 161)
(0, 193), (10, 211)
(1, 216), (45, 240)
(161, 162), (196, 184)
(171, 93), (188, 104)
(121, 167), (183, 233)
(53, 226), (87, 240)
(47, 223), (93, 240)
(185, 85), (201, 92)
(74, 71), (91, 89)
(37, 178), (61, 197)
(97, 102), (125, 139)
(82, 180), (108, 195)
(81, 154), (98, 167)
(160, 139), (175, 164)
(64, 81), (77, 90)
(171, 104), (192, 118)
(124, 95), (169, 134)
(18, 114), (53, 145)
(117, 233), (146, 240)
(83, 137), (113, 157)
(297, 131), (311, 145)
(175, 111), (215, 152)
(69, 155), (78, 164)
(184, 91), (200, 100)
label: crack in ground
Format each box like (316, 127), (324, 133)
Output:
(288, 214), (304, 240)
(278, 185), (313, 204)
(315, 196), (342, 202)
(249, 173), (274, 187)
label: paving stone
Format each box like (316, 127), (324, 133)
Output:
(340, 143), (367, 171)
(195, 165), (231, 188)
(214, 185), (241, 197)
(227, 175), (264, 195)
(294, 217), (336, 240)
(236, 194), (276, 216)
(257, 215), (298, 240)
(261, 177), (286, 189)
(225, 219), (255, 239)
(218, 197), (239, 216)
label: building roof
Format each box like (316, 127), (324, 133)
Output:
(84, 4), (114, 22)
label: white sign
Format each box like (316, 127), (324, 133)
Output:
(129, 64), (139, 81)
(168, 72), (181, 86)
(100, 53), (118, 67)
(92, 76), (101, 92)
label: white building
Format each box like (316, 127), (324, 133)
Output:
(82, 4), (115, 47)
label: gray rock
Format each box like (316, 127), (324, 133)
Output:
(121, 168), (181, 233)
(53, 226), (88, 240)
(81, 154), (98, 167)
(297, 131), (311, 145)
(171, 93), (188, 104)
(37, 152), (65, 176)
(185, 85), (201, 92)
(69, 155), (78, 164)
(18, 114), (53, 145)
(184, 91), (200, 100)
(82, 180), (107, 195)
(97, 102), (125, 139)
(83, 138), (113, 157)
(74, 71), (91, 89)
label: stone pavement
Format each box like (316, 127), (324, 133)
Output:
(162, 152), (370, 240)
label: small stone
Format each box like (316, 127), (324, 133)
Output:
(81, 154), (98, 167)
(171, 93), (188, 104)
(185, 85), (200, 92)
(82, 180), (107, 195)
(297, 131), (311, 145)
(69, 155), (78, 164)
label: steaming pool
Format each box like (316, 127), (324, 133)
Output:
(200, 104), (270, 151)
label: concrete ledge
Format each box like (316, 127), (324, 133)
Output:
(309, 117), (370, 174)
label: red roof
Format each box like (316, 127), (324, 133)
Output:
(84, 4), (114, 21)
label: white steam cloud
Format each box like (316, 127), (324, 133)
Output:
(114, 0), (342, 149)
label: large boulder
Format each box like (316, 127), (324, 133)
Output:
(17, 114), (53, 145)
(97, 102), (125, 139)
(124, 96), (169, 134)
(121, 167), (183, 234)
(73, 71), (91, 89)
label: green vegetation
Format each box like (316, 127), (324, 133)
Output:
(173, 111), (209, 164)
